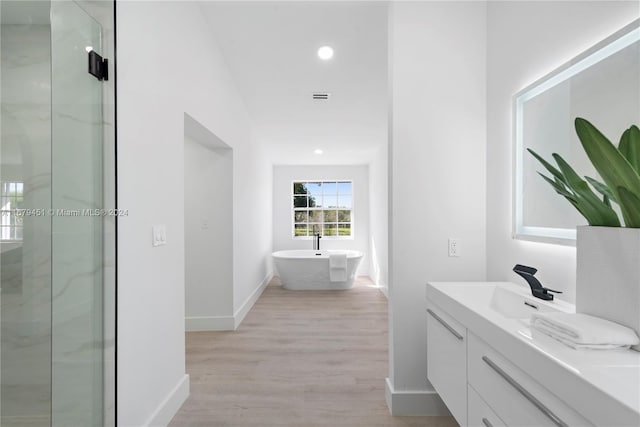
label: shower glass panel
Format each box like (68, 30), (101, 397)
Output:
(50, 2), (104, 425)
(1, 1), (53, 425)
(0, 1), (113, 425)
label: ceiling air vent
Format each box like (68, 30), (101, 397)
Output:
(312, 93), (331, 101)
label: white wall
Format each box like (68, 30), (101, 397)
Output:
(232, 137), (273, 318)
(184, 128), (234, 331)
(387, 1), (487, 415)
(116, 2), (272, 425)
(369, 146), (388, 293)
(273, 165), (370, 275)
(486, 1), (640, 304)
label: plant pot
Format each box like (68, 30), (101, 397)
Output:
(576, 226), (640, 351)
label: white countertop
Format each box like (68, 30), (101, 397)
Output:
(426, 281), (640, 427)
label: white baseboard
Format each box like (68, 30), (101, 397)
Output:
(385, 378), (451, 416)
(234, 271), (273, 329)
(378, 280), (388, 299)
(368, 274), (388, 299)
(185, 315), (234, 331)
(185, 272), (273, 332)
(145, 374), (190, 427)
(379, 285), (388, 299)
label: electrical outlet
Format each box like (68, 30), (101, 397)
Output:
(152, 225), (167, 247)
(448, 238), (460, 257)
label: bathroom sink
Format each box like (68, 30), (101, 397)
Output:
(426, 282), (573, 323)
(488, 285), (564, 319)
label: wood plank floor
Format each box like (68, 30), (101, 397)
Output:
(169, 276), (457, 427)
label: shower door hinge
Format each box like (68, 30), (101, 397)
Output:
(88, 50), (108, 81)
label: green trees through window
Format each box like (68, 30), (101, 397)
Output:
(292, 181), (352, 237)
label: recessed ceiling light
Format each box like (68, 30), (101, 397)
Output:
(314, 149), (324, 155)
(317, 46), (334, 61)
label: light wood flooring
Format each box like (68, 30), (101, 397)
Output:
(169, 276), (457, 427)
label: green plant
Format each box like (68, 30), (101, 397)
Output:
(528, 118), (640, 228)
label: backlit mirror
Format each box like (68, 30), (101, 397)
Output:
(514, 19), (640, 245)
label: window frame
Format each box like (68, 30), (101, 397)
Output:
(0, 181), (24, 242)
(291, 179), (354, 240)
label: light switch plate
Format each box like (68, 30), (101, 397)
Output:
(153, 225), (167, 247)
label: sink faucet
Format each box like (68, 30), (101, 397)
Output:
(313, 232), (322, 251)
(513, 264), (562, 301)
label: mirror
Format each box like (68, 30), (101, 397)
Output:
(513, 19), (640, 245)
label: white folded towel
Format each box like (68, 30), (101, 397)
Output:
(329, 253), (347, 269)
(531, 312), (640, 350)
(329, 253), (347, 282)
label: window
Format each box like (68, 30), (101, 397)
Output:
(1, 182), (24, 241)
(292, 180), (352, 238)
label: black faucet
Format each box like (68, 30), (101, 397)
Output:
(313, 233), (322, 251)
(513, 264), (562, 301)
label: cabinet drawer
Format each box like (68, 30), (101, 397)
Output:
(468, 333), (594, 427)
(426, 302), (467, 426)
(468, 385), (507, 427)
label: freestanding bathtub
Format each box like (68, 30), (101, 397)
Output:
(272, 249), (364, 290)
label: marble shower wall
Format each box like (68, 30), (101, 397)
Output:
(0, 20), (53, 426)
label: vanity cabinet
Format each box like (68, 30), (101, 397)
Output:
(467, 385), (506, 427)
(426, 304), (467, 425)
(427, 302), (594, 427)
(467, 333), (594, 427)
(427, 281), (640, 427)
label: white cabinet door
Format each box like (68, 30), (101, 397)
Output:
(427, 302), (467, 426)
(467, 332), (594, 427)
(468, 385), (507, 427)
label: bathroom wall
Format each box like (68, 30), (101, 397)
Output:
(116, 2), (273, 426)
(272, 165), (370, 275)
(486, 1), (640, 304)
(387, 1), (487, 415)
(369, 145), (388, 294)
(184, 130), (233, 331)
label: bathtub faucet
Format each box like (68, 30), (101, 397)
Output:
(313, 233), (322, 251)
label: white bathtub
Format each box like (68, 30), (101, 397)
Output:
(272, 249), (364, 290)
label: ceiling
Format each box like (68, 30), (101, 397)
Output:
(201, 1), (388, 165)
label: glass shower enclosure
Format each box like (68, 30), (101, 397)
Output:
(0, 1), (115, 425)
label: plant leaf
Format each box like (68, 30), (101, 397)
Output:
(552, 153), (586, 188)
(585, 176), (617, 203)
(536, 173), (610, 223)
(575, 118), (640, 226)
(538, 173), (575, 200)
(618, 125), (640, 174)
(527, 148), (567, 185)
(538, 172), (597, 219)
(572, 193), (621, 226)
(618, 187), (640, 228)
(553, 153), (621, 226)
